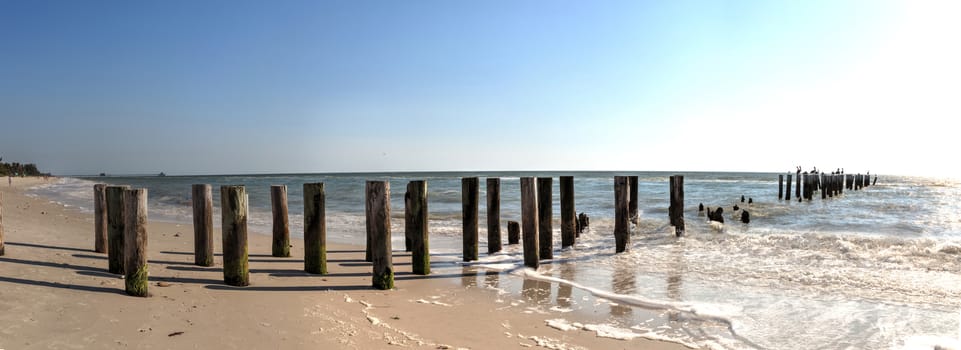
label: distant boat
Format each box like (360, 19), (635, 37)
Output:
(99, 173), (106, 177)
(158, 172), (166, 177)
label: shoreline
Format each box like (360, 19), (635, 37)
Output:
(0, 177), (689, 350)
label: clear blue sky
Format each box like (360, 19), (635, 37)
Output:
(2, 1), (958, 176)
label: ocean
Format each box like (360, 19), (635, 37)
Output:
(26, 171), (961, 349)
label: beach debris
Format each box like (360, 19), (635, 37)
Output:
(168, 331), (184, 337)
(391, 316), (400, 320)
(156, 282), (171, 287)
(173, 233), (180, 237)
(415, 299), (452, 307)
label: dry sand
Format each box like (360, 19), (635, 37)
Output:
(0, 177), (689, 350)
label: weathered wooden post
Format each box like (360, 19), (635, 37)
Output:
(304, 183), (327, 274)
(367, 181), (393, 290)
(520, 177), (539, 268)
(507, 221), (520, 245)
(405, 180), (429, 275)
(0, 193), (4, 256)
(628, 175), (639, 224)
(795, 173), (801, 199)
(822, 177), (828, 199)
(94, 184), (107, 253)
(785, 175), (792, 201)
(669, 175), (684, 237)
(271, 185), (290, 257)
(614, 176), (630, 253)
(192, 184), (214, 267)
(106, 185), (130, 274)
(123, 188), (148, 297)
(778, 175), (784, 200)
(560, 176), (575, 249)
(221, 185), (249, 287)
(462, 177), (479, 262)
(486, 178), (501, 254)
(537, 177), (553, 260)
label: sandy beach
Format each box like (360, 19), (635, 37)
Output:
(0, 177), (688, 350)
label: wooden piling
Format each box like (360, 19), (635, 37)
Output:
(785, 175), (792, 201)
(123, 188), (148, 297)
(614, 176), (630, 253)
(778, 175), (784, 200)
(486, 178), (501, 254)
(507, 221), (520, 245)
(94, 184), (107, 253)
(462, 177), (479, 262)
(0, 193), (4, 256)
(520, 177), (539, 268)
(537, 177), (553, 260)
(304, 183), (327, 275)
(560, 176), (575, 249)
(669, 175), (684, 237)
(822, 177), (828, 199)
(367, 181), (393, 290)
(106, 185), (130, 274)
(220, 185), (249, 287)
(271, 185), (290, 258)
(405, 180), (429, 275)
(628, 176), (639, 224)
(191, 184), (214, 267)
(795, 173), (801, 199)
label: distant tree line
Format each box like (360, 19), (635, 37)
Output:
(0, 157), (44, 176)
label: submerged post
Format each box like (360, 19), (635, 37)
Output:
(628, 175), (639, 224)
(303, 183), (327, 274)
(221, 185), (249, 287)
(507, 221), (520, 245)
(271, 185), (290, 257)
(560, 176), (575, 249)
(94, 184), (107, 253)
(614, 176), (630, 253)
(123, 188), (148, 297)
(367, 181), (393, 290)
(778, 175), (784, 200)
(192, 184), (214, 267)
(406, 180), (429, 275)
(486, 178), (501, 254)
(462, 177), (479, 262)
(520, 177), (539, 268)
(537, 177), (553, 260)
(670, 175), (684, 237)
(106, 185), (130, 274)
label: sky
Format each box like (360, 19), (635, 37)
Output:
(1, 0), (959, 176)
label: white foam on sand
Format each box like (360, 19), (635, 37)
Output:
(518, 268), (760, 348)
(900, 335), (961, 350)
(518, 269), (740, 324)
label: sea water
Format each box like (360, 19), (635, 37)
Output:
(27, 171), (961, 349)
